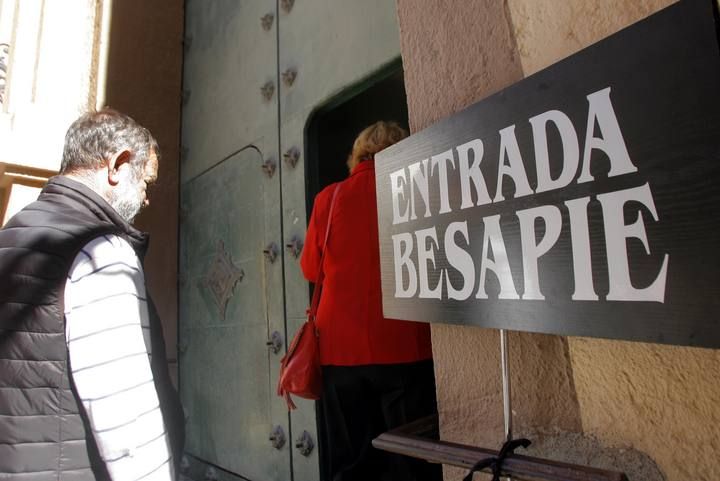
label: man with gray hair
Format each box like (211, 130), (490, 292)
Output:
(0, 109), (184, 481)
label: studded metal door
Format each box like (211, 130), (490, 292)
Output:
(180, 146), (289, 481)
(179, 2), (290, 480)
(276, 1), (401, 479)
(179, 1), (400, 480)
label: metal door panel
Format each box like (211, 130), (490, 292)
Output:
(277, 114), (317, 481)
(277, 0), (402, 321)
(252, 140), (290, 467)
(179, 325), (272, 479)
(180, 1), (404, 480)
(182, 0), (278, 183)
(277, 4), (401, 479)
(278, 114), (309, 322)
(179, 147), (290, 481)
(278, 0), (400, 120)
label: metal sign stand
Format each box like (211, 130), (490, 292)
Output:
(500, 329), (513, 481)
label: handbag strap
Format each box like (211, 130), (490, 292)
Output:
(308, 183), (340, 320)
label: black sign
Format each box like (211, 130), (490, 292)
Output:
(375, 0), (720, 348)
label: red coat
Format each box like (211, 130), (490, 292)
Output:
(301, 160), (433, 366)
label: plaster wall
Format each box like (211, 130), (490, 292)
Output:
(0, 0), (101, 171)
(504, 3), (720, 479)
(103, 0), (184, 384)
(0, 0), (182, 382)
(396, 1), (719, 480)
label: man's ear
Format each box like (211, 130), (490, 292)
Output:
(106, 150), (132, 186)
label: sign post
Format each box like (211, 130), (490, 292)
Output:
(500, 329), (512, 480)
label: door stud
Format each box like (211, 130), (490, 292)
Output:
(270, 425), (286, 449)
(295, 430), (315, 456)
(285, 235), (303, 258)
(283, 147), (300, 168)
(261, 81), (275, 102)
(204, 467), (218, 481)
(266, 331), (283, 354)
(261, 13), (274, 31)
(263, 242), (279, 262)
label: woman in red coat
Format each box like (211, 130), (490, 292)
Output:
(301, 121), (440, 481)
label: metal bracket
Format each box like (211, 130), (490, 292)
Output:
(283, 147), (300, 168)
(270, 425), (286, 449)
(285, 235), (303, 259)
(295, 430), (315, 456)
(266, 331), (283, 354)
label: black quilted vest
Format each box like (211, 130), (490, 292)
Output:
(0, 176), (184, 481)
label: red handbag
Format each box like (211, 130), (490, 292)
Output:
(277, 184), (340, 410)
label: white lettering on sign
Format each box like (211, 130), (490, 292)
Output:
(578, 87), (637, 183)
(529, 110), (579, 193)
(392, 232), (416, 297)
(431, 149), (455, 215)
(408, 158), (431, 221)
(416, 226), (443, 299)
(457, 139), (491, 209)
(564, 196), (598, 301)
(494, 125), (534, 202)
(390, 170), (410, 225)
(388, 86), (669, 303)
(476, 215), (519, 300)
(517, 205), (562, 300)
(597, 183), (668, 302)
(445, 222), (475, 301)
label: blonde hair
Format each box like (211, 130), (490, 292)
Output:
(347, 121), (408, 173)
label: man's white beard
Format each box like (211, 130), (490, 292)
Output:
(109, 181), (144, 223)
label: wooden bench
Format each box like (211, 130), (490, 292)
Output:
(373, 415), (628, 481)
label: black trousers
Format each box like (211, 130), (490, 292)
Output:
(318, 360), (442, 481)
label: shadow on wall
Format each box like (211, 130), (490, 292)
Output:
(526, 430), (666, 481)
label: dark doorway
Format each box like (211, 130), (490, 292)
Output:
(304, 59), (409, 212)
(303, 59), (410, 481)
